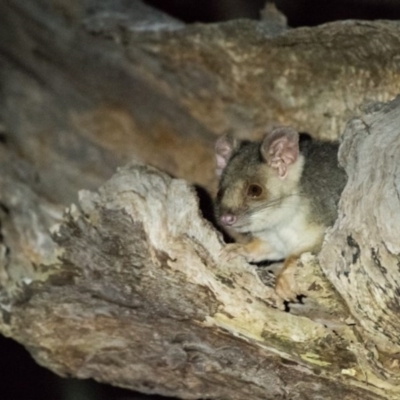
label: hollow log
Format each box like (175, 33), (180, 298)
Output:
(1, 0), (400, 399)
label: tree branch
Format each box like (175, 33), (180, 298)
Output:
(1, 0), (400, 399)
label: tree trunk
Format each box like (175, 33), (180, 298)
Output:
(1, 0), (400, 399)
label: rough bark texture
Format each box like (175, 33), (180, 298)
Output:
(320, 99), (400, 382)
(3, 0), (400, 201)
(1, 0), (400, 399)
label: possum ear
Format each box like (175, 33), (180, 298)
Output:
(261, 127), (299, 180)
(215, 134), (239, 177)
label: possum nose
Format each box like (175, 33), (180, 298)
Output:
(220, 214), (237, 226)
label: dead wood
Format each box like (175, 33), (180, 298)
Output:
(1, 0), (400, 399)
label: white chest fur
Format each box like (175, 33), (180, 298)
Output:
(251, 202), (325, 260)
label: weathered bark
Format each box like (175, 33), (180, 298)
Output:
(1, 0), (400, 399)
(2, 0), (400, 202)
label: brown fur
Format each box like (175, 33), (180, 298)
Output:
(215, 128), (347, 301)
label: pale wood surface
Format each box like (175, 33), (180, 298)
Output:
(1, 1), (400, 399)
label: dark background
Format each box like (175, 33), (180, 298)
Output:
(146, 0), (400, 26)
(3, 0), (400, 399)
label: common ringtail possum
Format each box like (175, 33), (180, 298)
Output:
(215, 127), (346, 301)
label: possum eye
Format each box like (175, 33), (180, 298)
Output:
(247, 184), (263, 198)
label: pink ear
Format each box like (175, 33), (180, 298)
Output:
(261, 127), (299, 179)
(215, 134), (238, 177)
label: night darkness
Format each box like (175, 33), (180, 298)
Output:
(2, 0), (400, 399)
